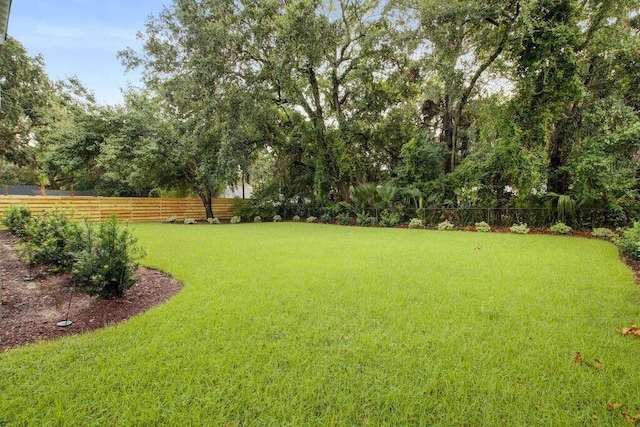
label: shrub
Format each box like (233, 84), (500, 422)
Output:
(2, 205), (32, 237)
(408, 218), (423, 229)
(230, 215), (241, 224)
(254, 216), (262, 223)
(615, 222), (640, 260)
(510, 223), (529, 234)
(379, 210), (400, 228)
(292, 215), (301, 222)
(550, 222), (572, 235)
(356, 213), (375, 227)
(592, 227), (613, 239)
(165, 216), (177, 223)
(306, 216), (317, 223)
(21, 211), (80, 271)
(320, 213), (332, 224)
(475, 221), (491, 232)
(273, 215), (282, 222)
(207, 217), (220, 224)
(72, 217), (145, 298)
(184, 217), (196, 224)
(437, 220), (454, 231)
(336, 213), (351, 225)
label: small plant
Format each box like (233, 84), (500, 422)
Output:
(550, 222), (572, 235)
(2, 205), (32, 237)
(184, 217), (196, 224)
(379, 210), (400, 228)
(292, 215), (301, 222)
(207, 217), (221, 224)
(72, 216), (145, 298)
(408, 218), (423, 229)
(306, 216), (317, 223)
(356, 213), (375, 227)
(615, 222), (640, 260)
(510, 223), (529, 234)
(336, 213), (351, 225)
(273, 215), (282, 222)
(165, 216), (178, 223)
(437, 220), (455, 231)
(254, 216), (262, 223)
(592, 227), (613, 239)
(320, 213), (332, 224)
(230, 215), (241, 224)
(21, 210), (79, 271)
(475, 221), (491, 232)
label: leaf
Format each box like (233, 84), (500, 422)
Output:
(594, 359), (602, 370)
(573, 351), (583, 363)
(606, 403), (622, 411)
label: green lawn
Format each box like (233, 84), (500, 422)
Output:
(2, 223), (640, 425)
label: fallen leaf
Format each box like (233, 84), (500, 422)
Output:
(592, 414), (600, 420)
(606, 403), (622, 411)
(573, 351), (583, 363)
(594, 359), (602, 370)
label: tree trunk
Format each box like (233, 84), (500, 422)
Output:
(443, 94), (456, 173)
(197, 186), (214, 219)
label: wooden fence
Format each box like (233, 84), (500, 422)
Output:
(0, 196), (236, 222)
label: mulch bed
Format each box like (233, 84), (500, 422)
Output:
(0, 231), (183, 351)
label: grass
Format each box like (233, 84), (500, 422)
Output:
(1, 223), (640, 425)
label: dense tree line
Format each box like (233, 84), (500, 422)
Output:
(1, 0), (638, 226)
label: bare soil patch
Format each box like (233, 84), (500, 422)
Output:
(0, 231), (182, 351)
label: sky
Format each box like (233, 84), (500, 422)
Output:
(8, 0), (169, 105)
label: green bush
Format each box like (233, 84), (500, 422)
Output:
(408, 218), (423, 229)
(2, 205), (32, 237)
(184, 217), (196, 224)
(592, 227), (613, 239)
(72, 217), (145, 298)
(379, 210), (400, 228)
(615, 223), (640, 260)
(292, 215), (301, 222)
(356, 213), (375, 227)
(475, 221), (491, 232)
(166, 216), (177, 223)
(273, 215), (282, 222)
(306, 216), (317, 223)
(510, 223), (529, 234)
(437, 220), (455, 231)
(320, 213), (332, 224)
(336, 213), (351, 225)
(21, 210), (80, 271)
(254, 216), (262, 223)
(550, 222), (572, 235)
(230, 216), (241, 224)
(207, 217), (220, 224)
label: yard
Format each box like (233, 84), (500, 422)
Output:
(1, 223), (639, 425)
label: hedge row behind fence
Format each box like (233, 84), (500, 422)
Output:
(0, 196), (235, 222)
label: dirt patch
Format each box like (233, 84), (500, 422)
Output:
(0, 231), (183, 351)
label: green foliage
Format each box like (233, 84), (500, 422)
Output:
(230, 216), (241, 224)
(21, 210), (80, 270)
(183, 217), (196, 224)
(550, 222), (572, 235)
(437, 220), (455, 231)
(591, 227), (613, 239)
(254, 216), (262, 223)
(510, 223), (530, 234)
(306, 217), (317, 223)
(320, 213), (332, 224)
(2, 205), (32, 237)
(336, 213), (351, 226)
(207, 217), (221, 224)
(272, 215), (282, 223)
(379, 210), (400, 228)
(475, 221), (491, 232)
(356, 213), (375, 227)
(72, 217), (145, 298)
(165, 216), (177, 223)
(292, 215), (301, 222)
(615, 223), (640, 260)
(408, 218), (423, 229)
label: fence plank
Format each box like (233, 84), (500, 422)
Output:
(0, 196), (237, 221)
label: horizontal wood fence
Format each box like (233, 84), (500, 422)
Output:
(0, 196), (235, 222)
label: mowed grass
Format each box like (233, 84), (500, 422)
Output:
(2, 223), (640, 425)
